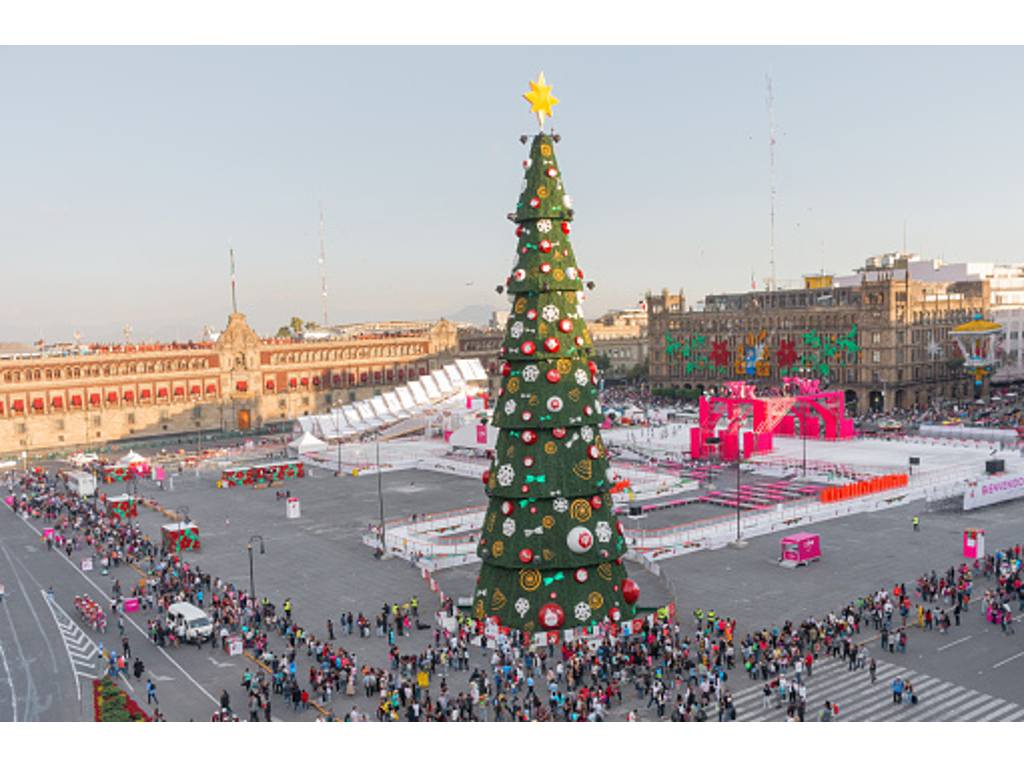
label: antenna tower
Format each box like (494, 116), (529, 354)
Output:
(319, 206), (328, 327)
(767, 74), (776, 292)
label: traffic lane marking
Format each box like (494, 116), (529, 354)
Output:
(938, 635), (973, 652)
(992, 651), (1024, 669)
(4, 505), (220, 708)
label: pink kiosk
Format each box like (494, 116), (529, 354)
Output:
(963, 529), (986, 559)
(779, 532), (822, 568)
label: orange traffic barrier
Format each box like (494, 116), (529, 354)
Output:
(819, 473), (908, 504)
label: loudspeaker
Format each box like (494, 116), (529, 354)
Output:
(986, 459), (1005, 475)
(628, 505), (643, 518)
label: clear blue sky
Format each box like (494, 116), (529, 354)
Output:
(2, 46), (1023, 343)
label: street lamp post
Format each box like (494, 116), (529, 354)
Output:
(247, 535), (266, 603)
(735, 457), (742, 543)
(376, 433), (386, 554)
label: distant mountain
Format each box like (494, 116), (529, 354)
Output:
(447, 304), (500, 326)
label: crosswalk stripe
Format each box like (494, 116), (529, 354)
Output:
(860, 677), (947, 721)
(962, 697), (1014, 721)
(840, 675), (929, 720)
(883, 682), (958, 722)
(978, 702), (1020, 721)
(937, 693), (993, 720)
(902, 687), (974, 721)
(1002, 708), (1024, 721)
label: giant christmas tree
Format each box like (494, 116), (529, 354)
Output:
(473, 74), (639, 635)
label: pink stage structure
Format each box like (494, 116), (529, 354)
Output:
(691, 378), (856, 462)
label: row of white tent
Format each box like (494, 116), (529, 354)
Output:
(295, 358), (489, 442)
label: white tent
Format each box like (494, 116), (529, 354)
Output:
(120, 450), (148, 465)
(449, 422), (498, 453)
(288, 432), (328, 456)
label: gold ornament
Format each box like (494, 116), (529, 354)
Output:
(486, 513), (496, 532)
(553, 268), (565, 281)
(492, 540), (505, 558)
(588, 592), (604, 610)
(491, 588), (507, 611)
(523, 72), (560, 129)
(567, 387), (581, 402)
(542, 548), (554, 561)
(597, 563), (613, 581)
(539, 321), (548, 335)
(520, 569), (541, 591)
(507, 378), (520, 393)
(556, 359), (572, 374)
(475, 599), (486, 620)
(488, 474), (497, 490)
(514, 297), (527, 313)
(572, 459), (593, 481)
(544, 441), (557, 455)
(570, 499), (592, 522)
(523, 620), (536, 632)
(506, 445), (516, 458)
(528, 394), (539, 406)
(537, 186), (548, 199)
(542, 515), (555, 529)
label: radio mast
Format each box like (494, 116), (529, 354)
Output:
(767, 74), (777, 292)
(319, 205), (328, 327)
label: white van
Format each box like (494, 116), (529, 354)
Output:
(167, 602), (214, 643)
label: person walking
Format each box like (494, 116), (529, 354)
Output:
(912, 515), (920, 532)
(146, 678), (158, 705)
(869, 658), (877, 684)
(891, 676), (903, 704)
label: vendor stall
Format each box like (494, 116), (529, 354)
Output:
(220, 459), (304, 487)
(102, 464), (132, 483)
(161, 521), (201, 552)
(105, 494), (138, 523)
(779, 532), (821, 568)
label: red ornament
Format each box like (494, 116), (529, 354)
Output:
(544, 337), (561, 353)
(552, 427), (567, 439)
(519, 548), (534, 564)
(520, 341), (536, 355)
(574, 336), (585, 347)
(515, 225), (524, 237)
(513, 268), (526, 281)
(588, 445), (601, 460)
(609, 607), (622, 622)
(521, 410), (533, 422)
(583, 405), (594, 416)
(588, 360), (597, 374)
(574, 567), (589, 584)
(558, 318), (573, 333)
(529, 197), (540, 209)
(546, 167), (558, 178)
(501, 501), (514, 516)
(590, 495), (603, 509)
(545, 369), (561, 384)
(561, 221), (571, 234)
(523, 456), (535, 467)
(538, 602), (565, 629)
(522, 430), (538, 445)
(539, 262), (552, 274)
(621, 579), (640, 605)
(615, 520), (624, 535)
(521, 484), (530, 494)
(526, 308), (538, 320)
(539, 240), (552, 253)
(482, 469), (491, 485)
(501, 362), (512, 377)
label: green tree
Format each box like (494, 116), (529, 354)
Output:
(474, 132), (638, 634)
(289, 316), (304, 334)
(276, 326), (292, 338)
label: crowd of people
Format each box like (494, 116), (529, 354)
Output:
(7, 463), (1024, 723)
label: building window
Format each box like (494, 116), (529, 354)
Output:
(872, 351), (881, 363)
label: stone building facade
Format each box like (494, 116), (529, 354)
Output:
(647, 255), (999, 414)
(0, 313), (459, 455)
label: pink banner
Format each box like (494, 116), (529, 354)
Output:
(123, 598), (140, 613)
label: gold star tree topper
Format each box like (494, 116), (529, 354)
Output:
(523, 72), (559, 128)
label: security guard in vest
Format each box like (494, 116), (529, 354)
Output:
(693, 608), (704, 627)
(411, 596), (419, 618)
(707, 609), (716, 628)
(283, 598), (292, 619)
(912, 515), (920, 532)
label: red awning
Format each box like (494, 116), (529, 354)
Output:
(173, 386), (184, 396)
(52, 396), (64, 408)
(190, 385), (200, 395)
(206, 384), (216, 394)
(236, 381), (248, 392)
(12, 400), (24, 412)
(124, 391), (134, 401)
(71, 395), (82, 407)
(157, 387), (168, 397)
(300, 377), (309, 386)
(140, 389), (151, 399)
(289, 378), (297, 387)
(32, 398), (44, 410)
(89, 393), (101, 405)
(106, 392), (118, 402)
(266, 380), (275, 390)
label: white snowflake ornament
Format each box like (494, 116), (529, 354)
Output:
(580, 426), (594, 443)
(553, 498), (569, 514)
(502, 518), (516, 537)
(510, 321), (524, 339)
(515, 598), (530, 618)
(541, 304), (560, 322)
(595, 521), (612, 543)
(536, 219), (552, 233)
(574, 369), (589, 386)
(522, 365), (540, 383)
(504, 399), (517, 415)
(574, 602), (591, 622)
(497, 464), (515, 487)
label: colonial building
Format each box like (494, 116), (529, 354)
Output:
(647, 254), (1004, 414)
(0, 313), (460, 455)
(588, 307), (648, 376)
